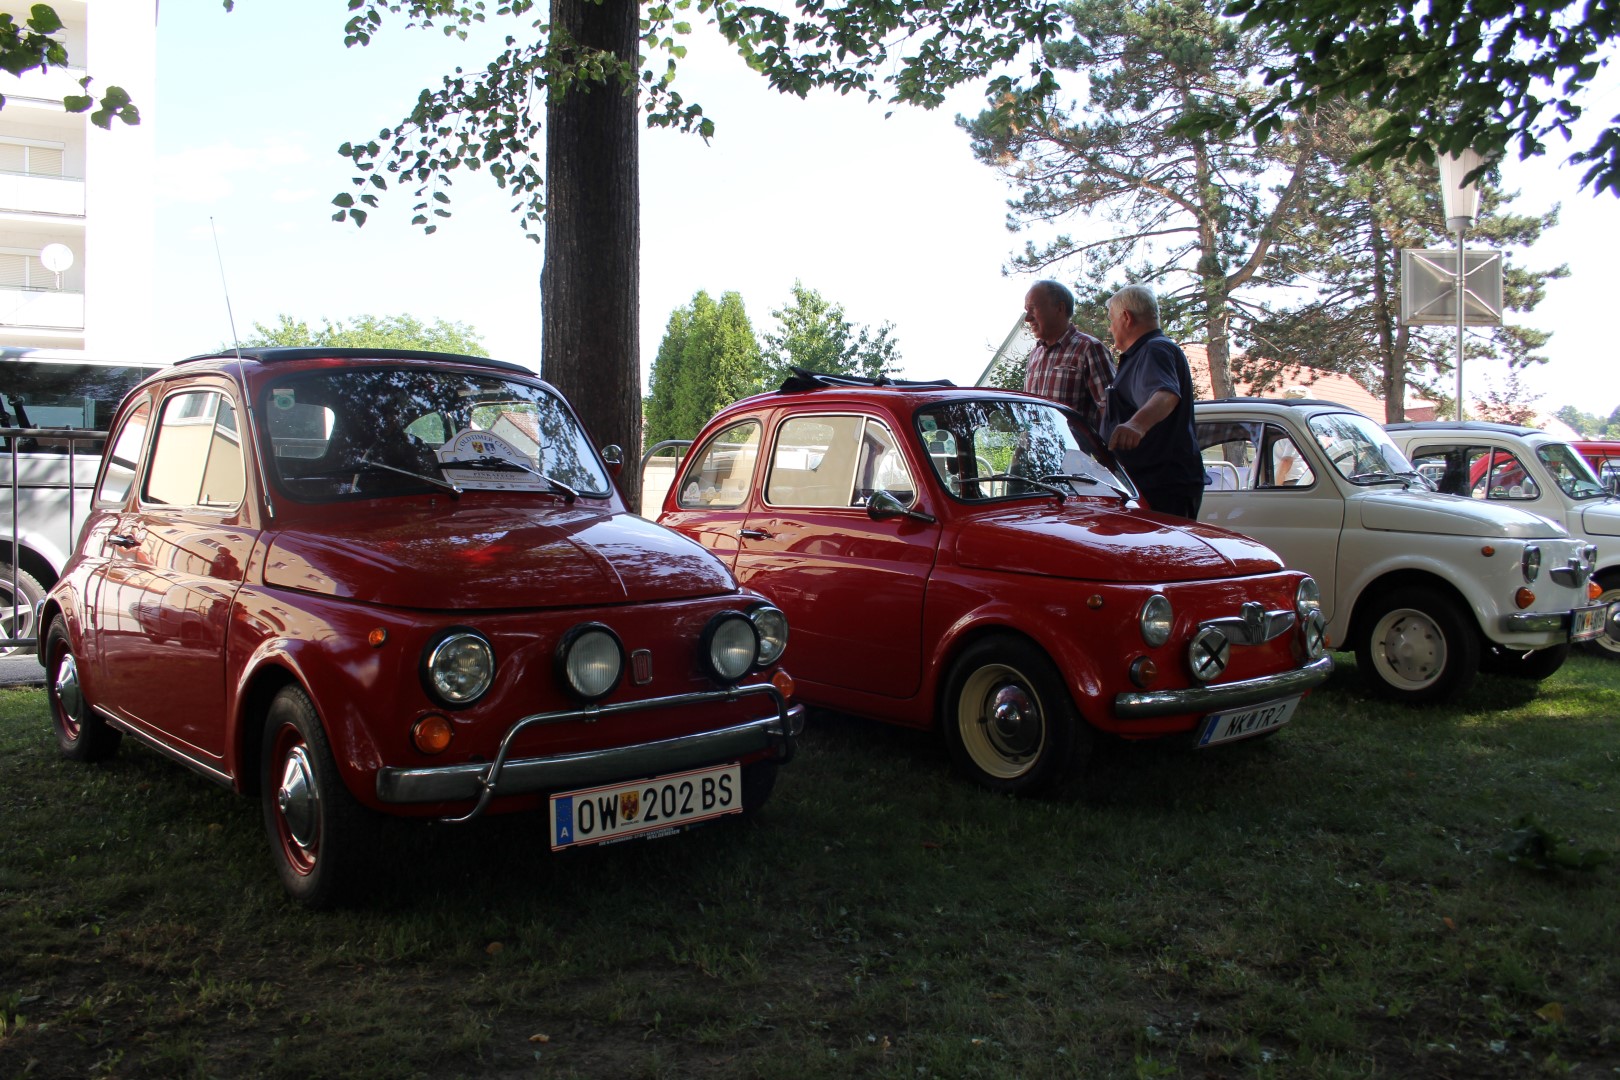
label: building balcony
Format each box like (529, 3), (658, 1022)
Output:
(0, 172), (85, 217)
(4, 65), (87, 107)
(0, 287), (84, 331)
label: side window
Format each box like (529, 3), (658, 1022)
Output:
(678, 420), (761, 509)
(96, 400), (152, 505)
(853, 420), (915, 506)
(144, 390), (246, 509)
(1257, 430), (1315, 488)
(1195, 420), (1257, 491)
(1409, 445), (1536, 500)
(766, 415), (864, 507)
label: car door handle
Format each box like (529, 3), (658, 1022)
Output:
(108, 533), (139, 548)
(739, 528), (772, 540)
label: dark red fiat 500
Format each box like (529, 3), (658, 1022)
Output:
(658, 371), (1332, 796)
(41, 348), (799, 907)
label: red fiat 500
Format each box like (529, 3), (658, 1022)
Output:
(657, 372), (1332, 796)
(40, 348), (800, 907)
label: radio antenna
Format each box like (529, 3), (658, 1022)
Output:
(209, 217), (242, 357)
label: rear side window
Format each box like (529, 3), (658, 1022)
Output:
(1195, 421), (1313, 490)
(1408, 444), (1537, 500)
(144, 390), (245, 509)
(96, 400), (152, 505)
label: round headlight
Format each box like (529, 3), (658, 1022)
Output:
(1522, 544), (1542, 583)
(1295, 576), (1322, 618)
(749, 605), (789, 666)
(423, 630), (495, 706)
(557, 624), (624, 702)
(1303, 608), (1329, 659)
(1188, 626), (1229, 683)
(703, 612), (758, 683)
(1140, 594), (1172, 648)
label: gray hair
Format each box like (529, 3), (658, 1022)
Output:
(1107, 284), (1159, 325)
(1029, 279), (1075, 319)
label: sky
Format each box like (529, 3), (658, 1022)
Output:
(152, 1), (1620, 418)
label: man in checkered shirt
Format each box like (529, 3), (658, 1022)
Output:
(1021, 280), (1114, 441)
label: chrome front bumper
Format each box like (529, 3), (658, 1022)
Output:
(1113, 655), (1334, 719)
(1502, 602), (1616, 640)
(375, 682), (803, 823)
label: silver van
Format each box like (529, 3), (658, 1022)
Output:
(2, 355), (163, 654)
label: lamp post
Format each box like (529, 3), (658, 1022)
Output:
(1438, 150), (1483, 421)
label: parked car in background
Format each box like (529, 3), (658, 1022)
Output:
(1571, 439), (1620, 495)
(1196, 401), (1608, 702)
(658, 371), (1333, 797)
(40, 348), (801, 908)
(1386, 421), (1620, 658)
(1, 354), (164, 654)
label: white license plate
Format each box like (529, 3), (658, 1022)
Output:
(1197, 696), (1299, 747)
(1570, 603), (1610, 642)
(549, 762), (742, 850)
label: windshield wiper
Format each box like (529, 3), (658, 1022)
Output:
(959, 473), (1066, 502)
(356, 457), (462, 497)
(451, 455), (578, 502)
(1040, 472), (1133, 503)
(1348, 470), (1406, 486)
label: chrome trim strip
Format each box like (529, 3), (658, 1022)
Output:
(104, 712), (235, 789)
(1113, 655), (1334, 719)
(374, 682), (802, 823)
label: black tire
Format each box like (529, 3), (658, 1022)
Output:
(1580, 575), (1620, 658)
(260, 685), (375, 910)
(941, 635), (1090, 796)
(1354, 586), (1480, 703)
(739, 759), (778, 816)
(1482, 642), (1569, 681)
(45, 616), (122, 762)
(0, 564), (45, 659)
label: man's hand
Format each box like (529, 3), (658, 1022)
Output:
(1107, 390), (1180, 451)
(1108, 421), (1147, 451)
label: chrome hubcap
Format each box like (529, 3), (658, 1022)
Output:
(276, 746), (318, 851)
(988, 683), (1041, 755)
(1375, 610), (1443, 688)
(54, 651), (84, 726)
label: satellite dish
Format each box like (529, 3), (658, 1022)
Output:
(40, 243), (74, 273)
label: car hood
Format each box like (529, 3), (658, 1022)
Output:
(263, 505), (738, 609)
(1354, 489), (1568, 538)
(1577, 499), (1620, 538)
(953, 502), (1283, 583)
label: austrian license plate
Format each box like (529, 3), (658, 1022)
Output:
(1569, 603), (1611, 642)
(1197, 696), (1299, 748)
(549, 762), (742, 850)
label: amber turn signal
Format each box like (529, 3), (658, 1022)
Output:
(771, 669), (796, 700)
(412, 714), (453, 754)
(1481, 545), (1496, 557)
(368, 627), (388, 647)
(1590, 580), (1604, 601)
(1129, 656), (1158, 688)
(1514, 587), (1536, 610)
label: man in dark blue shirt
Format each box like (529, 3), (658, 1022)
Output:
(1101, 284), (1205, 518)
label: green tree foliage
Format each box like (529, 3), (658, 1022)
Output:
(239, 314), (489, 356)
(1555, 405), (1620, 439)
(1247, 101), (1566, 422)
(643, 291), (761, 444)
(961, 0), (1316, 398)
(0, 5), (138, 126)
(759, 282), (901, 389)
(1210, 0), (1620, 197)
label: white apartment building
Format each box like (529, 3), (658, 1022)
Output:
(0, 0), (156, 361)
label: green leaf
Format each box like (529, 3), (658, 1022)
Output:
(332, 192), (355, 208)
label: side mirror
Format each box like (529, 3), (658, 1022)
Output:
(600, 443), (624, 477)
(867, 490), (936, 525)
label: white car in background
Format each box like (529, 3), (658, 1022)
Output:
(1385, 420), (1620, 658)
(1194, 400), (1609, 703)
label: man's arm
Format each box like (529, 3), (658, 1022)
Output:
(1107, 390), (1179, 451)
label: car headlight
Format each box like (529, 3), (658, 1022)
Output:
(1522, 544), (1542, 583)
(748, 604), (789, 666)
(703, 611), (758, 684)
(1188, 626), (1229, 683)
(1295, 576), (1322, 619)
(556, 623), (624, 702)
(422, 629), (495, 706)
(1302, 609), (1329, 659)
(1139, 594), (1172, 648)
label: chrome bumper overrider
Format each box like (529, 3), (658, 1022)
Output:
(375, 683), (803, 824)
(1113, 655), (1334, 719)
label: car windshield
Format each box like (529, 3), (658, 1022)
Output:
(915, 398), (1132, 502)
(262, 366), (612, 501)
(1306, 411), (1416, 484)
(1537, 442), (1609, 500)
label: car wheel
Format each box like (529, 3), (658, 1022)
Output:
(260, 685), (374, 910)
(739, 759), (778, 816)
(942, 635), (1089, 796)
(45, 616), (122, 762)
(1355, 586), (1480, 703)
(1482, 642), (1569, 681)
(0, 564), (45, 659)
(1580, 576), (1620, 658)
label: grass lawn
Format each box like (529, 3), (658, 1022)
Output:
(1, 653), (1616, 1078)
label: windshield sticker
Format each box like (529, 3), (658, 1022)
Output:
(436, 428), (548, 491)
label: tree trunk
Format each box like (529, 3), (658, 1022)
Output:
(542, 0), (642, 510)
(1370, 214), (1405, 423)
